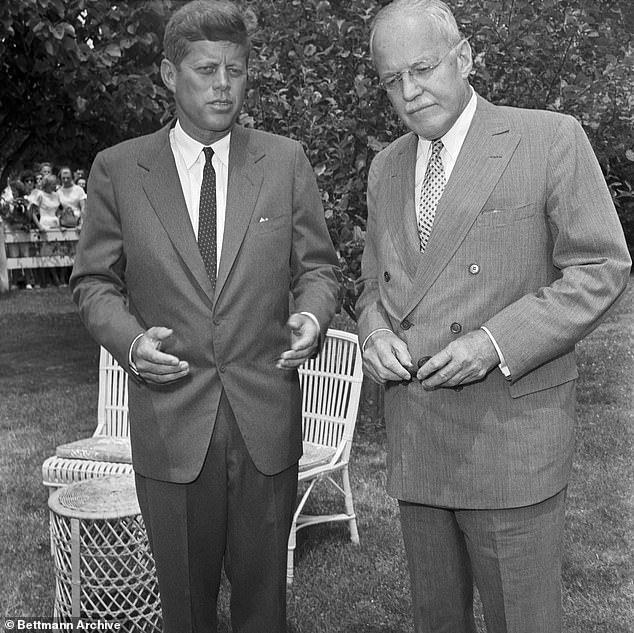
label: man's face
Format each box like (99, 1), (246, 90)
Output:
(161, 39), (247, 145)
(373, 14), (472, 140)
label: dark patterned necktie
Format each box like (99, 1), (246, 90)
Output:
(417, 139), (445, 252)
(198, 146), (217, 288)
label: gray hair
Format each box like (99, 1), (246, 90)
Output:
(163, 0), (255, 66)
(369, 0), (462, 59)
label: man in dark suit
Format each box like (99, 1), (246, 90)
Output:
(70, 1), (340, 631)
(356, 1), (631, 632)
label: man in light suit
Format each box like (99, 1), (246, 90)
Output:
(70, 2), (340, 631)
(357, 1), (631, 631)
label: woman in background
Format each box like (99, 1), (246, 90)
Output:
(57, 166), (86, 226)
(30, 174), (62, 285)
(30, 174), (61, 231)
(19, 170), (36, 200)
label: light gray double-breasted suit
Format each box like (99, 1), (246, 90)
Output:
(357, 95), (631, 509)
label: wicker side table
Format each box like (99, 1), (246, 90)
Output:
(48, 475), (161, 630)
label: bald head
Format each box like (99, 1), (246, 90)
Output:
(370, 0), (462, 61)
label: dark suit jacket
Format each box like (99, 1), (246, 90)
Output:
(71, 123), (340, 482)
(357, 95), (631, 509)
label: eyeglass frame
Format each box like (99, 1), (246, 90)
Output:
(378, 38), (468, 93)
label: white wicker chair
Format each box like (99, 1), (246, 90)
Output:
(288, 328), (363, 585)
(42, 347), (132, 491)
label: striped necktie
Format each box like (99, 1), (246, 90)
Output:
(198, 146), (217, 288)
(417, 139), (445, 251)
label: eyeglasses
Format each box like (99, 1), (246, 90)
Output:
(378, 38), (467, 93)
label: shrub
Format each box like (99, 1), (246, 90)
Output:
(244, 0), (634, 317)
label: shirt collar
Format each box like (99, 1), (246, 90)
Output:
(173, 120), (231, 169)
(417, 88), (477, 162)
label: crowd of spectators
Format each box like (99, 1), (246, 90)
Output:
(0, 161), (88, 288)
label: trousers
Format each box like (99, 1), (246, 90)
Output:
(399, 487), (567, 633)
(135, 391), (298, 633)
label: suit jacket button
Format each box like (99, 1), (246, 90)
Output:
(400, 319), (413, 330)
(450, 322), (462, 334)
(469, 263), (480, 275)
(384, 271), (391, 282)
(219, 364), (226, 373)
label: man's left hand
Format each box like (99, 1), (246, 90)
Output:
(417, 329), (500, 389)
(276, 313), (320, 370)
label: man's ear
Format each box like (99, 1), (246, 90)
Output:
(457, 39), (473, 79)
(160, 58), (177, 94)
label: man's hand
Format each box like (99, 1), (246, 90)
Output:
(276, 313), (320, 370)
(131, 326), (189, 384)
(362, 330), (413, 384)
(417, 329), (499, 390)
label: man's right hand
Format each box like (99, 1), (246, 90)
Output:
(131, 327), (189, 384)
(362, 330), (413, 384)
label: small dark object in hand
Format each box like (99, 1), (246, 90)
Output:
(400, 356), (433, 382)
(408, 356), (432, 378)
(403, 356), (463, 391)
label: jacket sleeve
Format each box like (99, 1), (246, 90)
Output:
(483, 115), (631, 380)
(69, 150), (145, 371)
(288, 141), (341, 340)
(356, 151), (396, 345)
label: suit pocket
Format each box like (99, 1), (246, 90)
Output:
(477, 203), (537, 227)
(249, 215), (288, 235)
(509, 353), (578, 398)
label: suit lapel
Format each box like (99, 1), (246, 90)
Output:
(403, 97), (520, 315)
(215, 125), (265, 298)
(140, 124), (215, 304)
(386, 133), (421, 280)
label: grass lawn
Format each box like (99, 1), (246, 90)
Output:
(0, 281), (632, 632)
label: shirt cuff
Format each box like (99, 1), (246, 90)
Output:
(128, 332), (145, 378)
(361, 328), (394, 353)
(299, 312), (321, 333)
(480, 326), (511, 380)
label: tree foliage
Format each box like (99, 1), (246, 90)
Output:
(0, 0), (174, 182)
(1, 0), (632, 318)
